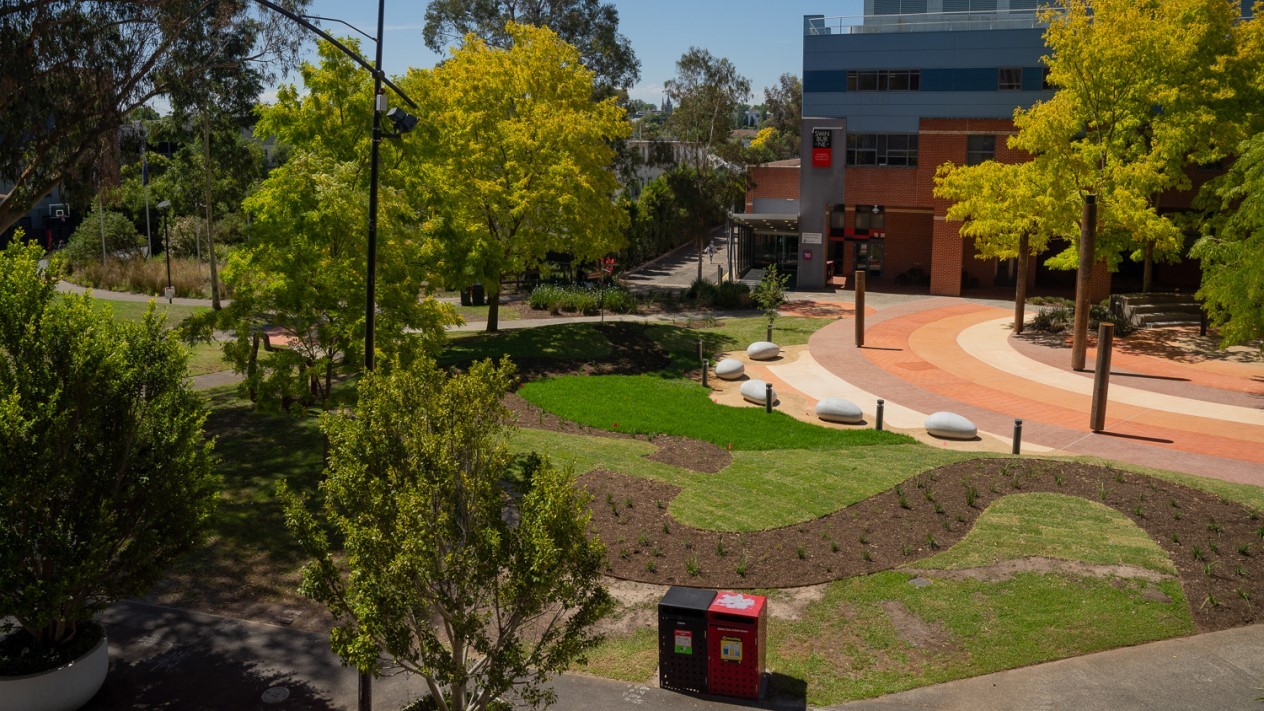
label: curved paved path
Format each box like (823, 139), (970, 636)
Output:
(797, 297), (1264, 485)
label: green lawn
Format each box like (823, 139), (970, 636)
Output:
(451, 304), (520, 323)
(186, 341), (231, 376)
(578, 492), (1191, 704)
(917, 493), (1177, 574)
(92, 297), (208, 326)
(519, 374), (912, 450)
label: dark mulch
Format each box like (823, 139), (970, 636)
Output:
(497, 322), (674, 381)
(582, 458), (1264, 633)
(505, 393), (730, 474)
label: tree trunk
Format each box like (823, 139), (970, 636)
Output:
(1142, 241), (1153, 293)
(204, 116), (222, 310)
(486, 285), (500, 333)
(246, 331), (260, 403)
(1014, 233), (1030, 335)
(1072, 195), (1097, 371)
(696, 237), (703, 283)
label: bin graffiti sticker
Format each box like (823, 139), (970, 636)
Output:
(721, 636), (743, 663)
(674, 630), (693, 654)
(715, 593), (757, 610)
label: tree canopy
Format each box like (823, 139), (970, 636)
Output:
(421, 0), (639, 97)
(403, 22), (630, 332)
(283, 356), (610, 711)
(0, 0), (309, 233)
(0, 241), (217, 651)
(665, 48), (751, 152)
(761, 73), (802, 158)
(187, 39), (459, 410)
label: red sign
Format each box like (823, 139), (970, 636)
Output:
(802, 250), (813, 261)
(811, 128), (832, 168)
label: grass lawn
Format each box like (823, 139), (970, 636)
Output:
(92, 297), (208, 326)
(186, 341), (230, 376)
(442, 323), (613, 366)
(451, 304), (520, 323)
(579, 492), (1192, 705)
(519, 374), (912, 450)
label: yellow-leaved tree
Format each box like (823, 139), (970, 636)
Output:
(404, 22), (631, 332)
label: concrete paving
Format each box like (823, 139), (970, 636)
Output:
(623, 227), (733, 290)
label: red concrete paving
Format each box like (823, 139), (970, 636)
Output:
(808, 298), (1264, 486)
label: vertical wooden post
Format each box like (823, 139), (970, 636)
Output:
(1090, 322), (1113, 432)
(855, 270), (866, 348)
(1072, 194), (1097, 371)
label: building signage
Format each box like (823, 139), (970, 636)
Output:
(801, 232), (822, 244)
(811, 128), (832, 168)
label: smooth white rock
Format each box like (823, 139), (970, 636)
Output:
(714, 358), (745, 380)
(746, 341), (780, 360)
(924, 411), (978, 440)
(816, 397), (864, 424)
(740, 379), (774, 405)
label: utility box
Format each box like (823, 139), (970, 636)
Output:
(706, 591), (768, 700)
(658, 586), (716, 694)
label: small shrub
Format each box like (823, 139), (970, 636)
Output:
(736, 557), (748, 577)
(831, 541), (840, 553)
(927, 534), (939, 549)
(651, 545), (662, 558)
(1171, 532), (1180, 544)
(646, 561), (657, 574)
(901, 543), (912, 557)
(862, 549), (873, 562)
(1193, 546), (1206, 561)
(796, 545), (807, 560)
(686, 557), (700, 577)
(637, 533), (650, 547)
(1240, 543), (1253, 557)
(859, 532), (870, 545)
(662, 522), (671, 535)
(715, 539), (727, 558)
(965, 484), (978, 508)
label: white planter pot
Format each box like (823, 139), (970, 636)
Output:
(0, 632), (108, 711)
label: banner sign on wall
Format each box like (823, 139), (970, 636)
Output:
(812, 128), (832, 168)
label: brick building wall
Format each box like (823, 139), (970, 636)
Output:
(745, 162), (801, 212)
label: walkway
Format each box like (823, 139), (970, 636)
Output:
(784, 297), (1264, 485)
(622, 226), (732, 290)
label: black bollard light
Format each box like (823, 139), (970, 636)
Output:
(702, 359), (709, 387)
(1012, 418), (1023, 455)
(876, 399), (885, 431)
(765, 383), (773, 414)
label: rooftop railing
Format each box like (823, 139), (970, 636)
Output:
(805, 9), (1052, 36)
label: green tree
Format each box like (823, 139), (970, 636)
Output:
(283, 357), (610, 711)
(0, 240), (216, 655)
(761, 73), (802, 157)
(187, 39), (458, 411)
(0, 0), (309, 233)
(421, 0), (640, 97)
(61, 208), (146, 265)
(1008, 0), (1241, 367)
(664, 48), (750, 281)
(1192, 131), (1264, 346)
(753, 263), (790, 331)
(406, 23), (630, 332)
(934, 160), (1078, 333)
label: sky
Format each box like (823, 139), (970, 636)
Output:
(286, 0), (865, 106)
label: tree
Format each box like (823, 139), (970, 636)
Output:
(1008, 0), (1241, 368)
(762, 73), (802, 157)
(753, 263), (789, 331)
(664, 48), (750, 281)
(1192, 131), (1264, 346)
(0, 240), (216, 655)
(0, 0), (309, 234)
(61, 208), (147, 265)
(405, 23), (630, 332)
(422, 0), (639, 97)
(186, 39), (459, 411)
(283, 356), (611, 711)
(934, 160), (1078, 333)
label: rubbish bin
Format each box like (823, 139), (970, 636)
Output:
(706, 591), (767, 700)
(658, 586), (716, 694)
(470, 283), (485, 306)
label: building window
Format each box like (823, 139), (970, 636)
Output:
(856, 205), (886, 232)
(943, 0), (998, 11)
(966, 135), (996, 165)
(846, 134), (918, 167)
(1041, 66), (1052, 90)
(1010, 0), (1038, 10)
(999, 67), (1023, 91)
(874, 0), (928, 14)
(847, 69), (920, 92)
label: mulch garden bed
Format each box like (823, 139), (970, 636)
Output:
(580, 458), (1264, 633)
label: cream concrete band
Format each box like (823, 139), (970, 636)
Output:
(958, 317), (1264, 427)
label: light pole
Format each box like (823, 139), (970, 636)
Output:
(158, 200), (172, 302)
(251, 0), (419, 371)
(249, 4), (419, 710)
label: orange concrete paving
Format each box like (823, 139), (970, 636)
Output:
(803, 297), (1264, 486)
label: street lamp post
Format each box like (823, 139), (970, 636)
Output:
(158, 200), (172, 302)
(248, 3), (419, 710)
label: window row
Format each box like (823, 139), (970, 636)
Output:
(846, 134), (919, 167)
(847, 69), (920, 92)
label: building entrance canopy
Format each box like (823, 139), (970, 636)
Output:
(729, 212), (799, 235)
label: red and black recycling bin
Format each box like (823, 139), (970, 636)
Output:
(706, 591), (768, 700)
(657, 586), (716, 694)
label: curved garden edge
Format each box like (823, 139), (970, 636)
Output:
(581, 457), (1264, 633)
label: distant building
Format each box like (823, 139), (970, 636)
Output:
(733, 1), (1252, 296)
